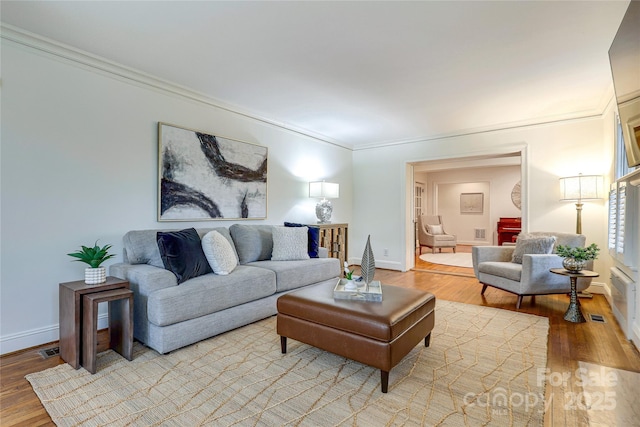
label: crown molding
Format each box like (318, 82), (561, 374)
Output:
(2, 23), (614, 153)
(0, 23), (352, 151)
(353, 109), (610, 151)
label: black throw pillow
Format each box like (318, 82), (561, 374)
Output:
(157, 228), (212, 284)
(284, 222), (320, 258)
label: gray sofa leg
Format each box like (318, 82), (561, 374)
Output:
(481, 284), (488, 295)
(516, 295), (523, 309)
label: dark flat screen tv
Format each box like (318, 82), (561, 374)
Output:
(609, 1), (640, 168)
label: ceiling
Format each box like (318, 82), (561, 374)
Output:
(0, 1), (630, 150)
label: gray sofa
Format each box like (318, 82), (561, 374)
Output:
(110, 225), (340, 354)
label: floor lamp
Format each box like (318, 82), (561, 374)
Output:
(559, 173), (604, 234)
(559, 173), (603, 298)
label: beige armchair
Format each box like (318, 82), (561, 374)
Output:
(417, 215), (457, 254)
(472, 232), (593, 309)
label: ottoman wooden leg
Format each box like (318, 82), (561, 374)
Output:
(381, 370), (389, 393)
(280, 336), (287, 354)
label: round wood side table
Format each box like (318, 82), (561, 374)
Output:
(550, 268), (599, 323)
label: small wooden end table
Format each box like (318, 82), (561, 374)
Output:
(59, 276), (129, 369)
(82, 288), (133, 374)
(549, 268), (599, 323)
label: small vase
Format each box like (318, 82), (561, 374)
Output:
(85, 267), (106, 285)
(562, 258), (587, 273)
(343, 279), (358, 291)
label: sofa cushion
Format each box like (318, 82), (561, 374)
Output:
(284, 222), (320, 258)
(271, 226), (310, 261)
(147, 265), (276, 327)
(201, 230), (238, 275)
(511, 235), (556, 264)
(478, 261), (522, 282)
(157, 228), (212, 284)
(229, 224), (274, 264)
(433, 234), (456, 243)
(249, 257), (340, 292)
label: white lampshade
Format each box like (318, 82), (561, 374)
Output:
(309, 181), (339, 199)
(559, 174), (604, 201)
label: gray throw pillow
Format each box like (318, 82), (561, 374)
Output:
(271, 226), (310, 261)
(511, 235), (556, 264)
(229, 224), (273, 264)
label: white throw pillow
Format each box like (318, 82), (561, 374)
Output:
(271, 226), (310, 261)
(201, 230), (238, 275)
(427, 224), (444, 235)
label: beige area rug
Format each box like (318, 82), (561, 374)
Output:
(419, 252), (474, 268)
(27, 300), (549, 426)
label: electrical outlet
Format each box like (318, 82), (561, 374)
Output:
(384, 248), (389, 256)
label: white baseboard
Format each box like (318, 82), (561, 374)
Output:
(0, 313), (108, 355)
(347, 258), (404, 272)
(375, 260), (404, 271)
(585, 280), (607, 295)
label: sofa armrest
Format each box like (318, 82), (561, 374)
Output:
(472, 246), (515, 276)
(520, 254), (593, 294)
(110, 263), (177, 297)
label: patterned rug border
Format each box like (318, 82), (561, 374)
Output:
(27, 299), (550, 426)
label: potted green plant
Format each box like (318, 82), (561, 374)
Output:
(67, 241), (116, 284)
(555, 243), (600, 273)
(343, 262), (358, 290)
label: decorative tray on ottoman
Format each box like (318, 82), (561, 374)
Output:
(333, 279), (383, 302)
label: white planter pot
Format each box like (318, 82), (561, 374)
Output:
(85, 267), (106, 285)
(343, 279), (358, 291)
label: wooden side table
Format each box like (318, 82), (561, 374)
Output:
(549, 268), (599, 323)
(310, 223), (348, 269)
(82, 288), (133, 374)
(59, 276), (129, 369)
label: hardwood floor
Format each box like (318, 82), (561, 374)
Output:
(2, 247), (639, 426)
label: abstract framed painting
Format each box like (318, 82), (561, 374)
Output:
(158, 123), (268, 221)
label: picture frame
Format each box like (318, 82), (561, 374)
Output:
(158, 122), (268, 221)
(460, 192), (483, 214)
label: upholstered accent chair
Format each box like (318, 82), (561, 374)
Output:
(472, 232), (593, 309)
(417, 215), (457, 254)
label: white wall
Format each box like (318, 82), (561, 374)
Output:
(0, 34), (352, 354)
(353, 117), (612, 275)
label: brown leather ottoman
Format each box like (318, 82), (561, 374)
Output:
(277, 282), (436, 393)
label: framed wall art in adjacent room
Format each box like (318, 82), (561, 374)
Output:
(460, 192), (483, 214)
(158, 123), (268, 221)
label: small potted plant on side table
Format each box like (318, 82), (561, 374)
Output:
(67, 241), (116, 285)
(555, 243), (600, 273)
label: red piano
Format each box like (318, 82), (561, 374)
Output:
(497, 217), (521, 246)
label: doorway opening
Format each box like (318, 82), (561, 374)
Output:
(405, 149), (526, 272)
